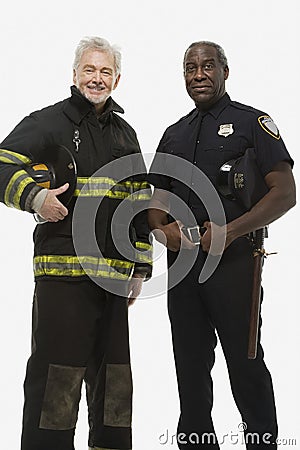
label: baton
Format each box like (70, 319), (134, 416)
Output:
(247, 227), (265, 359)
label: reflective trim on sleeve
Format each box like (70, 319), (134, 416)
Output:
(0, 149), (32, 165)
(75, 177), (151, 200)
(134, 241), (153, 264)
(131, 186), (152, 201)
(33, 255), (134, 280)
(135, 242), (152, 251)
(4, 169), (35, 209)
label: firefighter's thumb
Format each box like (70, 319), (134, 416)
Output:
(52, 183), (69, 196)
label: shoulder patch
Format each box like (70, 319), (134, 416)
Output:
(258, 115), (280, 140)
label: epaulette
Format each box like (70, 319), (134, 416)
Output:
(166, 108), (198, 130)
(178, 108), (198, 122)
(231, 101), (265, 116)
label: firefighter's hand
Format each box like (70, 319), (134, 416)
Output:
(39, 183), (69, 222)
(201, 221), (227, 255)
(127, 274), (145, 306)
(152, 221), (195, 252)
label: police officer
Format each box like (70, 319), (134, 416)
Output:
(0, 37), (152, 450)
(148, 41), (295, 449)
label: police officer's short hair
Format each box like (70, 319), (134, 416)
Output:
(73, 36), (121, 76)
(183, 41), (228, 69)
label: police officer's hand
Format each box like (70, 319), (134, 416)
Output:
(127, 273), (145, 306)
(201, 221), (228, 255)
(39, 183), (69, 222)
(152, 220), (195, 252)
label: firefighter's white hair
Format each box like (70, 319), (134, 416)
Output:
(73, 36), (121, 75)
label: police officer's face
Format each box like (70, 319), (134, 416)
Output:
(73, 49), (120, 113)
(184, 45), (229, 110)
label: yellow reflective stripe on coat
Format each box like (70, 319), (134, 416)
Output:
(0, 149), (32, 165)
(34, 255), (134, 279)
(135, 242), (152, 251)
(134, 241), (153, 264)
(4, 169), (35, 209)
(75, 177), (151, 200)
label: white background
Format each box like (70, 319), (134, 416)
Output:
(0, 0), (299, 449)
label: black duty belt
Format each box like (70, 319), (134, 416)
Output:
(181, 225), (268, 247)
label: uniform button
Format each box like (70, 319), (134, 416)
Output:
(196, 140), (200, 144)
(194, 161), (197, 164)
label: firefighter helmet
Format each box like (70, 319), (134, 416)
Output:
(25, 145), (77, 207)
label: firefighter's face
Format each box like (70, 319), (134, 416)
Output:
(73, 49), (120, 113)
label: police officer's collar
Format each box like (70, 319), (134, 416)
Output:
(189, 93), (231, 124)
(64, 85), (124, 125)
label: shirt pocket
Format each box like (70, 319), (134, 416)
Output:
(202, 140), (245, 177)
(203, 142), (243, 159)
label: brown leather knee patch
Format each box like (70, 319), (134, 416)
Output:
(39, 364), (86, 430)
(103, 363), (132, 427)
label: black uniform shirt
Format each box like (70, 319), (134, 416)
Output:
(149, 93), (293, 225)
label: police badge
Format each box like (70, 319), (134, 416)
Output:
(218, 123), (234, 137)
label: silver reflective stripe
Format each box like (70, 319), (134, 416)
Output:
(4, 169), (35, 209)
(134, 242), (153, 264)
(75, 177), (151, 200)
(0, 148), (32, 165)
(34, 255), (134, 280)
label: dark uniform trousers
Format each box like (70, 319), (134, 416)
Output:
(21, 279), (132, 450)
(168, 238), (277, 450)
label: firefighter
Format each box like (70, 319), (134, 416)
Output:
(0, 36), (152, 450)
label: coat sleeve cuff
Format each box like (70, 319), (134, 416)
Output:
(133, 264), (152, 281)
(31, 188), (48, 213)
(24, 185), (44, 212)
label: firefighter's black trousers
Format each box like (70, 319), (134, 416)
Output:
(167, 238), (278, 449)
(21, 279), (132, 450)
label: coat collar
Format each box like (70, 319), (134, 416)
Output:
(63, 85), (124, 125)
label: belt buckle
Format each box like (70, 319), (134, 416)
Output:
(186, 225), (201, 245)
